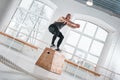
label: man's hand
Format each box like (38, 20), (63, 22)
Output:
(67, 22), (80, 28)
(74, 24), (80, 28)
(62, 17), (80, 28)
(57, 17), (80, 28)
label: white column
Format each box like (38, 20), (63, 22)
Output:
(96, 32), (119, 72)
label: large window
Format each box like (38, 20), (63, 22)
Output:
(5, 0), (55, 46)
(63, 20), (108, 68)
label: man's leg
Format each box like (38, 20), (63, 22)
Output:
(51, 34), (57, 47)
(56, 32), (64, 50)
(50, 27), (59, 47)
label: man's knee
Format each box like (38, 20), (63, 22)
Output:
(62, 36), (64, 39)
(61, 35), (64, 40)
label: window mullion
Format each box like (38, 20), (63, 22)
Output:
(71, 21), (87, 60)
(88, 26), (98, 53)
(26, 2), (45, 44)
(15, 0), (35, 37)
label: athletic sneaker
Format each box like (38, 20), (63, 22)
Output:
(50, 44), (55, 47)
(55, 48), (61, 51)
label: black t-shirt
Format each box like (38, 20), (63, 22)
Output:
(53, 22), (66, 30)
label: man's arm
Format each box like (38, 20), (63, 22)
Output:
(60, 17), (80, 28)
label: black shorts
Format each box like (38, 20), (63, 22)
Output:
(48, 24), (60, 35)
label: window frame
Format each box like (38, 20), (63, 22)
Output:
(4, 0), (57, 46)
(63, 19), (109, 67)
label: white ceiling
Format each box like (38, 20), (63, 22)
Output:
(75, 0), (120, 18)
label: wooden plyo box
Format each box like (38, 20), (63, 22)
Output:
(35, 47), (65, 74)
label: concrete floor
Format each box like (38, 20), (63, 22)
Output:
(0, 44), (80, 80)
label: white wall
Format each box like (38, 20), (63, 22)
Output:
(43, 0), (120, 74)
(105, 32), (120, 72)
(0, 0), (21, 31)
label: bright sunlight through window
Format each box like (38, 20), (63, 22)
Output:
(63, 20), (108, 69)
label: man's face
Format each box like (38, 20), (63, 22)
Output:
(66, 14), (71, 20)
